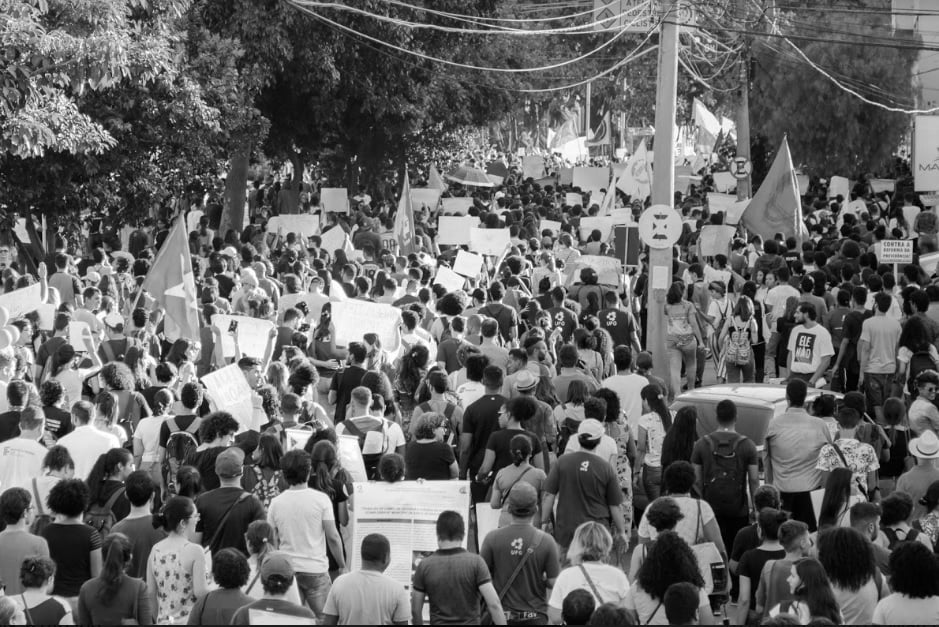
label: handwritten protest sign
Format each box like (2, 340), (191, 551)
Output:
(453, 250), (483, 277)
(469, 228), (511, 256)
(522, 156), (545, 180)
(699, 226), (737, 257)
(320, 226), (349, 254)
(565, 192), (583, 207)
(211, 314), (275, 360)
(828, 176), (850, 199)
(266, 214), (320, 237)
(437, 216), (476, 245)
(332, 300), (400, 349)
(566, 255), (622, 286)
(410, 188), (442, 211)
(440, 197), (474, 215)
(0, 283), (42, 320)
(434, 266), (466, 293)
(201, 364), (255, 431)
(609, 208), (633, 224)
(321, 188), (349, 213)
(540, 219), (562, 235)
(578, 217), (615, 242)
(573, 166), (608, 198)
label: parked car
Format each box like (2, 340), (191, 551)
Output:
(670, 383), (840, 449)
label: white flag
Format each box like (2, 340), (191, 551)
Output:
(616, 140), (653, 201)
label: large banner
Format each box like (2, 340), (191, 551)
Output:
(351, 481), (471, 589)
(331, 300), (400, 349)
(201, 364), (255, 431)
(916, 115), (939, 192)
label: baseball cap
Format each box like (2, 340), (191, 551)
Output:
(103, 312), (124, 329)
(220, 246), (238, 258)
(506, 482), (539, 517)
(259, 551), (295, 581)
(215, 446), (245, 478)
(515, 370), (538, 392)
(84, 270), (101, 284)
(577, 418), (604, 440)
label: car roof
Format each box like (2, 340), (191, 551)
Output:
(673, 383), (841, 408)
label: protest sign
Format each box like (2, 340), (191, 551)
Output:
(573, 166), (608, 198)
(284, 428), (312, 451)
(321, 188), (349, 213)
(329, 280), (348, 303)
(338, 435), (368, 483)
(880, 240), (913, 264)
(453, 250), (483, 278)
(201, 364), (255, 431)
(522, 156), (545, 180)
(332, 300), (400, 349)
(440, 197), (474, 215)
(698, 225), (737, 257)
(434, 266), (466, 293)
(712, 171), (737, 193)
(437, 216), (476, 245)
(469, 228), (511, 256)
(266, 214), (320, 237)
(828, 176), (850, 199)
(351, 481), (471, 589)
(186, 209), (204, 235)
(707, 192), (736, 216)
(608, 208), (632, 225)
(795, 173), (809, 192)
(565, 192), (583, 207)
(566, 255), (622, 286)
(13, 218), (30, 244)
(67, 321), (94, 352)
(211, 314), (275, 360)
(37, 303), (56, 331)
(558, 167), (574, 186)
(319, 226), (349, 254)
(410, 188), (442, 211)
(870, 178), (895, 194)
(0, 282), (42, 320)
(540, 219), (562, 235)
(921, 251), (939, 277)
(578, 216), (615, 242)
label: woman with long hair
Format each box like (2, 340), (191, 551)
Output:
(817, 467), (855, 530)
(817, 527), (881, 624)
(307, 441), (353, 580)
(77, 533), (150, 624)
(768, 557), (841, 624)
(635, 384), (673, 501)
(394, 344), (429, 432)
(363, 333), (391, 374)
(46, 343), (101, 408)
(490, 434), (547, 528)
(880, 398), (912, 497)
(660, 406), (698, 475)
(243, 434), (287, 511)
(265, 361), (290, 398)
(243, 520), (296, 602)
(553, 379), (588, 447)
(720, 296), (758, 383)
(624, 531), (712, 625)
(547, 522), (630, 624)
(97, 362), (152, 434)
(664, 281), (703, 399)
(593, 387), (636, 534)
(573, 327), (604, 383)
(85, 448), (134, 527)
(16, 556), (71, 625)
(122, 346), (151, 392)
(146, 496), (207, 624)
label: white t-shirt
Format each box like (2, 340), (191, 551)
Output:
(133, 415), (166, 463)
(638, 496), (717, 546)
(335, 416), (405, 456)
(787, 324), (834, 375)
(52, 368), (96, 408)
(624, 583), (709, 625)
(638, 412), (668, 468)
(873, 593), (939, 625)
(57, 425), (121, 479)
(268, 488), (336, 574)
(764, 285), (800, 322)
(323, 569), (410, 625)
(600, 373), (649, 433)
(548, 562), (629, 610)
(0, 437), (47, 491)
(564, 434), (618, 467)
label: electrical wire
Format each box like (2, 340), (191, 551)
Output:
(363, 0), (631, 26)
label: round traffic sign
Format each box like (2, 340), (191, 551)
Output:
(731, 157), (752, 180)
(638, 205), (682, 249)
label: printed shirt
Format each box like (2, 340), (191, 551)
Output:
(786, 324), (834, 374)
(817, 438), (880, 490)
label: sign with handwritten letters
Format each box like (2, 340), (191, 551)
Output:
(437, 216), (477, 245)
(211, 314), (275, 360)
(201, 364), (254, 432)
(0, 282), (42, 320)
(331, 300), (401, 349)
(469, 228), (511, 256)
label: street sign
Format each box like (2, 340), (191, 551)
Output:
(880, 239), (913, 265)
(731, 157), (752, 180)
(638, 205), (682, 249)
(593, 0), (695, 32)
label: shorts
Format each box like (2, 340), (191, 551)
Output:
(864, 372), (892, 410)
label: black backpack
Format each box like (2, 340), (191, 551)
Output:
(341, 418), (388, 480)
(84, 488), (125, 535)
(162, 418), (200, 496)
(883, 526), (922, 551)
(29, 479), (53, 537)
(556, 407), (581, 455)
(701, 434), (747, 517)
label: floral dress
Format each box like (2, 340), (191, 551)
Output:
(917, 511), (939, 550)
(151, 543), (198, 624)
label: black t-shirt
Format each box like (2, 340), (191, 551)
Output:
(329, 364), (367, 422)
(215, 273), (235, 300)
(186, 446), (226, 491)
(478, 303), (519, 343)
(738, 547), (786, 608)
(731, 524), (760, 564)
(462, 395), (505, 476)
(93, 480), (131, 524)
(43, 405), (73, 440)
(141, 385), (167, 412)
(405, 441), (456, 480)
(0, 411), (21, 443)
(194, 487), (265, 555)
(840, 310), (872, 367)
(43, 523), (102, 597)
(485, 428), (542, 477)
(547, 307), (578, 343)
(37, 336), (67, 372)
(158, 415), (201, 449)
(598, 307), (636, 348)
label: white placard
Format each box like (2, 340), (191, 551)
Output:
(573, 166), (609, 198)
(651, 265), (670, 290)
(453, 251), (483, 277)
(331, 300), (401, 349)
(522, 156), (546, 180)
(321, 188), (349, 213)
(201, 364), (255, 432)
(578, 216), (616, 242)
(608, 208), (632, 225)
(712, 171), (737, 193)
(434, 266), (466, 293)
(266, 214), (320, 237)
(211, 314), (275, 360)
(916, 116), (939, 192)
(469, 228), (511, 256)
(540, 220), (562, 235)
(338, 435), (368, 483)
(319, 226), (349, 254)
(869, 178), (895, 194)
(37, 303), (56, 331)
(186, 209), (204, 235)
(441, 197), (474, 215)
(559, 167), (574, 186)
(828, 176), (850, 199)
(437, 216), (477, 246)
(0, 282), (43, 320)
(564, 193), (581, 207)
(880, 239), (914, 264)
(410, 188), (442, 211)
(921, 251), (939, 277)
(476, 504), (502, 546)
(351, 481), (471, 589)
(67, 321), (94, 352)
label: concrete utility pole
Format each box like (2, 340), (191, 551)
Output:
(647, 1), (680, 389)
(735, 0), (752, 201)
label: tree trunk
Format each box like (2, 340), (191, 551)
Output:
(220, 146), (250, 237)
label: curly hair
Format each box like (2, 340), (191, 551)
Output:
(645, 497), (683, 532)
(888, 542), (939, 598)
(880, 491), (914, 526)
(98, 362), (135, 391)
(636, 531), (704, 600)
(414, 412), (444, 441)
(592, 388), (621, 424)
(213, 548), (250, 589)
(256, 385), (281, 421)
(199, 411), (240, 443)
(817, 527), (877, 593)
(47, 478), (89, 517)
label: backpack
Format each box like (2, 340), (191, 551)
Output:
(908, 350), (938, 395)
(728, 322), (752, 366)
(100, 337), (139, 364)
(84, 487), (125, 535)
(882, 526), (921, 551)
(29, 479), (53, 537)
(162, 418), (200, 496)
(416, 402), (457, 447)
(341, 418), (389, 480)
(249, 465), (283, 510)
(701, 434), (748, 517)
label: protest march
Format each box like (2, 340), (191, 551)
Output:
(7, 0), (939, 625)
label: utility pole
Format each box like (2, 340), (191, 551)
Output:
(735, 0), (752, 201)
(647, 1), (680, 388)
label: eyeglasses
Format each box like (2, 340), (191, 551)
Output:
(924, 386), (937, 394)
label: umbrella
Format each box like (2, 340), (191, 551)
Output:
(445, 165), (495, 188)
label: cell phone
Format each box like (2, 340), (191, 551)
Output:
(228, 320), (239, 334)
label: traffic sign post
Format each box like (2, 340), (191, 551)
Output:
(731, 157), (752, 180)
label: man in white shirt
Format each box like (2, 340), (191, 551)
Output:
(335, 387), (406, 458)
(763, 269), (800, 379)
(57, 400), (121, 479)
(268, 449), (347, 619)
(0, 407), (47, 490)
(322, 533), (409, 625)
(601, 347), (649, 434)
(786, 303), (835, 388)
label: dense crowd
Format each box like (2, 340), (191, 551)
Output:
(0, 163), (938, 626)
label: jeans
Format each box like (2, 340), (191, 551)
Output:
(667, 338), (697, 399)
(642, 464), (662, 502)
(764, 331), (780, 379)
(753, 343), (766, 383)
(725, 356), (755, 383)
(295, 571), (331, 618)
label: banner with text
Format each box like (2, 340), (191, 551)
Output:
(332, 300), (401, 349)
(211, 314), (275, 360)
(201, 364), (255, 431)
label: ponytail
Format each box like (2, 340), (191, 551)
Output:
(98, 533), (132, 604)
(509, 434), (532, 467)
(641, 384), (672, 432)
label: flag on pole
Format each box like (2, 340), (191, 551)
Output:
(693, 98), (721, 153)
(600, 167), (620, 215)
(587, 111), (612, 146)
(429, 165), (447, 192)
(550, 117), (578, 149)
(617, 140), (653, 201)
(742, 136), (806, 241)
(139, 217), (200, 341)
(394, 170), (417, 256)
